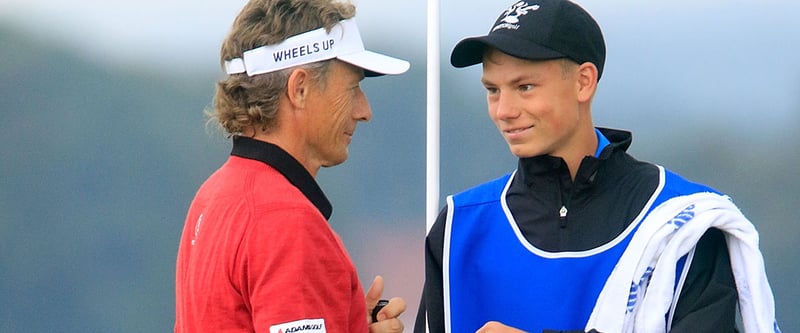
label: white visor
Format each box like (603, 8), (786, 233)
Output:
(225, 19), (409, 77)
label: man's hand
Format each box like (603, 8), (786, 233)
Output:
(365, 275), (406, 333)
(475, 321), (528, 333)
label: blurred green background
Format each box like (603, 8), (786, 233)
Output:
(1, 0), (798, 332)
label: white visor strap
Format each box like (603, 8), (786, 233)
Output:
(225, 19), (365, 77)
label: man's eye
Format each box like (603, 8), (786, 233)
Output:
(519, 84), (534, 92)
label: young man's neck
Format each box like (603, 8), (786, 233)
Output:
(562, 125), (599, 181)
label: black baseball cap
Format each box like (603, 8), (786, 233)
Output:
(450, 0), (606, 79)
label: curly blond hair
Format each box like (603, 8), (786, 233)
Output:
(209, 0), (356, 135)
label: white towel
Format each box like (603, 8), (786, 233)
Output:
(585, 192), (780, 333)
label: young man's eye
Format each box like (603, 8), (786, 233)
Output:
(519, 84), (534, 92)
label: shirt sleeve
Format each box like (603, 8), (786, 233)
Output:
(669, 228), (739, 332)
(414, 206), (448, 333)
(238, 206), (363, 333)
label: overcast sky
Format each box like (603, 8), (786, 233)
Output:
(3, 0), (799, 72)
(1, 0), (425, 72)
(3, 0), (799, 126)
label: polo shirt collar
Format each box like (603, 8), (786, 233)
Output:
(230, 136), (333, 219)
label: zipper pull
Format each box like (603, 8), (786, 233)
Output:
(559, 205), (568, 228)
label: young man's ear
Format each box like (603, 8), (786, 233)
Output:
(576, 62), (599, 103)
(286, 68), (310, 108)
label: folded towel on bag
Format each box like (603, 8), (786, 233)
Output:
(585, 192), (780, 333)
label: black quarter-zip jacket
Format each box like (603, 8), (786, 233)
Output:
(414, 128), (738, 333)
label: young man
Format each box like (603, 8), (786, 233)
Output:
(415, 1), (779, 332)
(175, 0), (410, 332)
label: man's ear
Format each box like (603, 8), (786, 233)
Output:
(286, 68), (310, 108)
(576, 62), (599, 103)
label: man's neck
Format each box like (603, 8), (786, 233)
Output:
(247, 130), (320, 178)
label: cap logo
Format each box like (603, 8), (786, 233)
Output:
(225, 19), (364, 77)
(492, 1), (540, 32)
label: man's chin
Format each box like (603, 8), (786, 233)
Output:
(508, 146), (537, 158)
(321, 154), (348, 168)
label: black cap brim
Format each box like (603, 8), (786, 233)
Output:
(450, 34), (566, 68)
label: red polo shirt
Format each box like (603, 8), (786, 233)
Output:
(175, 136), (368, 333)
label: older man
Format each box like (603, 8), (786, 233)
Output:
(175, 0), (409, 332)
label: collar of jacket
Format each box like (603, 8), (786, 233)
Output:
(516, 127), (633, 191)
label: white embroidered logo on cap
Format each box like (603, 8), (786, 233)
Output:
(269, 318), (326, 333)
(493, 1), (541, 31)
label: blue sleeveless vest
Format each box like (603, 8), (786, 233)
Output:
(443, 168), (716, 332)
